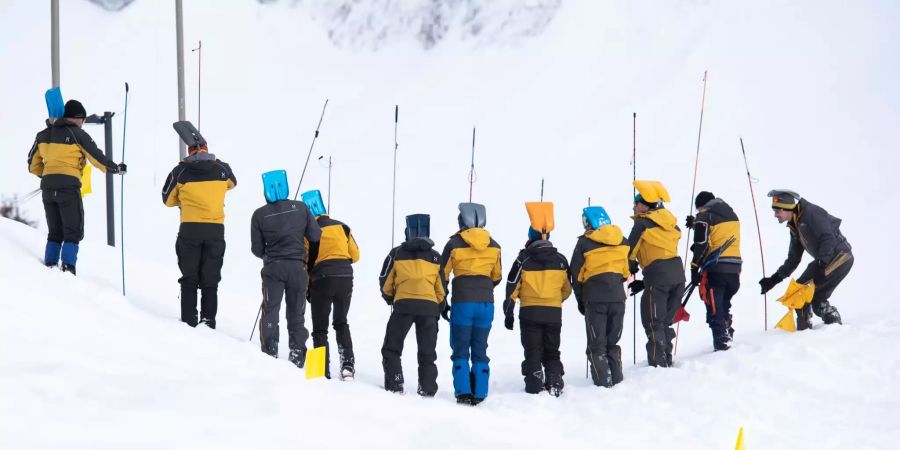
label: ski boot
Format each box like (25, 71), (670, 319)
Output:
(61, 264), (76, 276)
(288, 348), (306, 369)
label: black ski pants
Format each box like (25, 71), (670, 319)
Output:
(702, 272), (740, 350)
(584, 302), (625, 387)
(520, 319), (563, 394)
(42, 188), (83, 243)
(259, 260), (309, 356)
(798, 253), (853, 324)
(309, 276), (354, 368)
(381, 312), (438, 395)
(176, 236), (225, 327)
(640, 282), (683, 367)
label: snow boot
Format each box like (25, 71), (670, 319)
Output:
(339, 345), (355, 380)
(44, 241), (61, 267)
(385, 373), (404, 394)
(61, 264), (76, 276)
(288, 348), (306, 369)
(199, 318), (216, 329)
(456, 394), (475, 405)
(588, 353), (612, 387)
(822, 308), (842, 325)
(608, 346), (624, 386)
(523, 368), (544, 394)
(797, 305), (814, 331)
(416, 384), (435, 397)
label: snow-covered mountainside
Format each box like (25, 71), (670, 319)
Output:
(2, 0), (899, 448)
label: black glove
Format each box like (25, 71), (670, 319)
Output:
(685, 215), (695, 229)
(758, 275), (783, 294)
(628, 280), (645, 296)
(504, 315), (514, 330)
(690, 268), (701, 285)
(629, 261), (639, 276)
(577, 298), (585, 315)
(440, 302), (451, 321)
(116, 163), (127, 174)
(382, 295), (393, 306)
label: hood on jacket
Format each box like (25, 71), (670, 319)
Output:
(524, 239), (558, 263)
(641, 208), (678, 231)
(459, 227), (491, 250)
(401, 237), (435, 251)
(586, 224), (624, 245)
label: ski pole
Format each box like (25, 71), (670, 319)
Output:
(674, 71), (709, 360)
(392, 105), (398, 248)
(293, 99), (329, 200)
(741, 138), (768, 330)
(248, 303), (263, 342)
(632, 112), (637, 365)
(120, 82), (129, 296)
(191, 41), (201, 129)
(468, 127), (476, 202)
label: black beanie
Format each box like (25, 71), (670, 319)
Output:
(63, 100), (87, 119)
(695, 191), (715, 209)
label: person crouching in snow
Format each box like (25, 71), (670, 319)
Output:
(378, 214), (446, 397)
(569, 206), (630, 387)
(503, 227), (571, 396)
(759, 190), (852, 329)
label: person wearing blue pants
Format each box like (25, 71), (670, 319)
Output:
(440, 203), (502, 405)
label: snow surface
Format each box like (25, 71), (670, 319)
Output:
(2, 0), (900, 448)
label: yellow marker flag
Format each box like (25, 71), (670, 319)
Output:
(774, 309), (796, 332)
(80, 164), (92, 198)
(305, 346), (327, 379)
(734, 426), (745, 450)
(776, 278), (815, 309)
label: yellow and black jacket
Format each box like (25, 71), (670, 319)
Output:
(161, 152), (236, 239)
(307, 215), (360, 279)
(691, 198), (742, 274)
(504, 240), (571, 323)
(27, 119), (120, 189)
(627, 207), (685, 285)
(440, 227), (502, 303)
(379, 238), (446, 316)
(569, 224), (630, 304)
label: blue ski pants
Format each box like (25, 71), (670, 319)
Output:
(450, 301), (493, 399)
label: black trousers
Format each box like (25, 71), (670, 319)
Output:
(702, 272), (740, 350)
(640, 282), (684, 367)
(381, 312), (438, 395)
(176, 236), (226, 326)
(309, 276), (354, 368)
(584, 302), (625, 386)
(798, 253), (853, 324)
(42, 188), (83, 243)
(259, 260), (309, 356)
(520, 319), (563, 393)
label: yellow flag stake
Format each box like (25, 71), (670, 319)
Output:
(734, 426), (745, 450)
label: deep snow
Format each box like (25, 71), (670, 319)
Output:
(1, 0), (899, 448)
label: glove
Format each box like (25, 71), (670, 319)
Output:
(685, 215), (695, 229)
(116, 163), (127, 174)
(382, 295), (393, 306)
(577, 299), (585, 315)
(758, 275), (783, 294)
(504, 315), (514, 330)
(690, 268), (701, 285)
(628, 279), (645, 296)
(440, 302), (451, 321)
(629, 261), (639, 276)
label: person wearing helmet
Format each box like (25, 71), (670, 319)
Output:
(250, 170), (321, 366)
(569, 206), (630, 386)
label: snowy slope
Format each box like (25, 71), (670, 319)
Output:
(2, 0), (900, 448)
(2, 217), (899, 449)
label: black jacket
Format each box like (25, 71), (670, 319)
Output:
(250, 200), (321, 264)
(775, 199), (852, 282)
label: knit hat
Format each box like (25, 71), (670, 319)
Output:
(695, 191), (715, 209)
(63, 100), (86, 119)
(527, 227), (548, 241)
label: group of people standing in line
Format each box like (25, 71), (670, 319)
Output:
(27, 105), (854, 404)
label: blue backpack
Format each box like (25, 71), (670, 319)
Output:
(262, 170), (289, 203)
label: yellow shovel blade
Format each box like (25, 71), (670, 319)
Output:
(305, 346), (327, 379)
(774, 309), (796, 332)
(80, 164), (92, 198)
(525, 202), (554, 235)
(777, 278), (815, 309)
